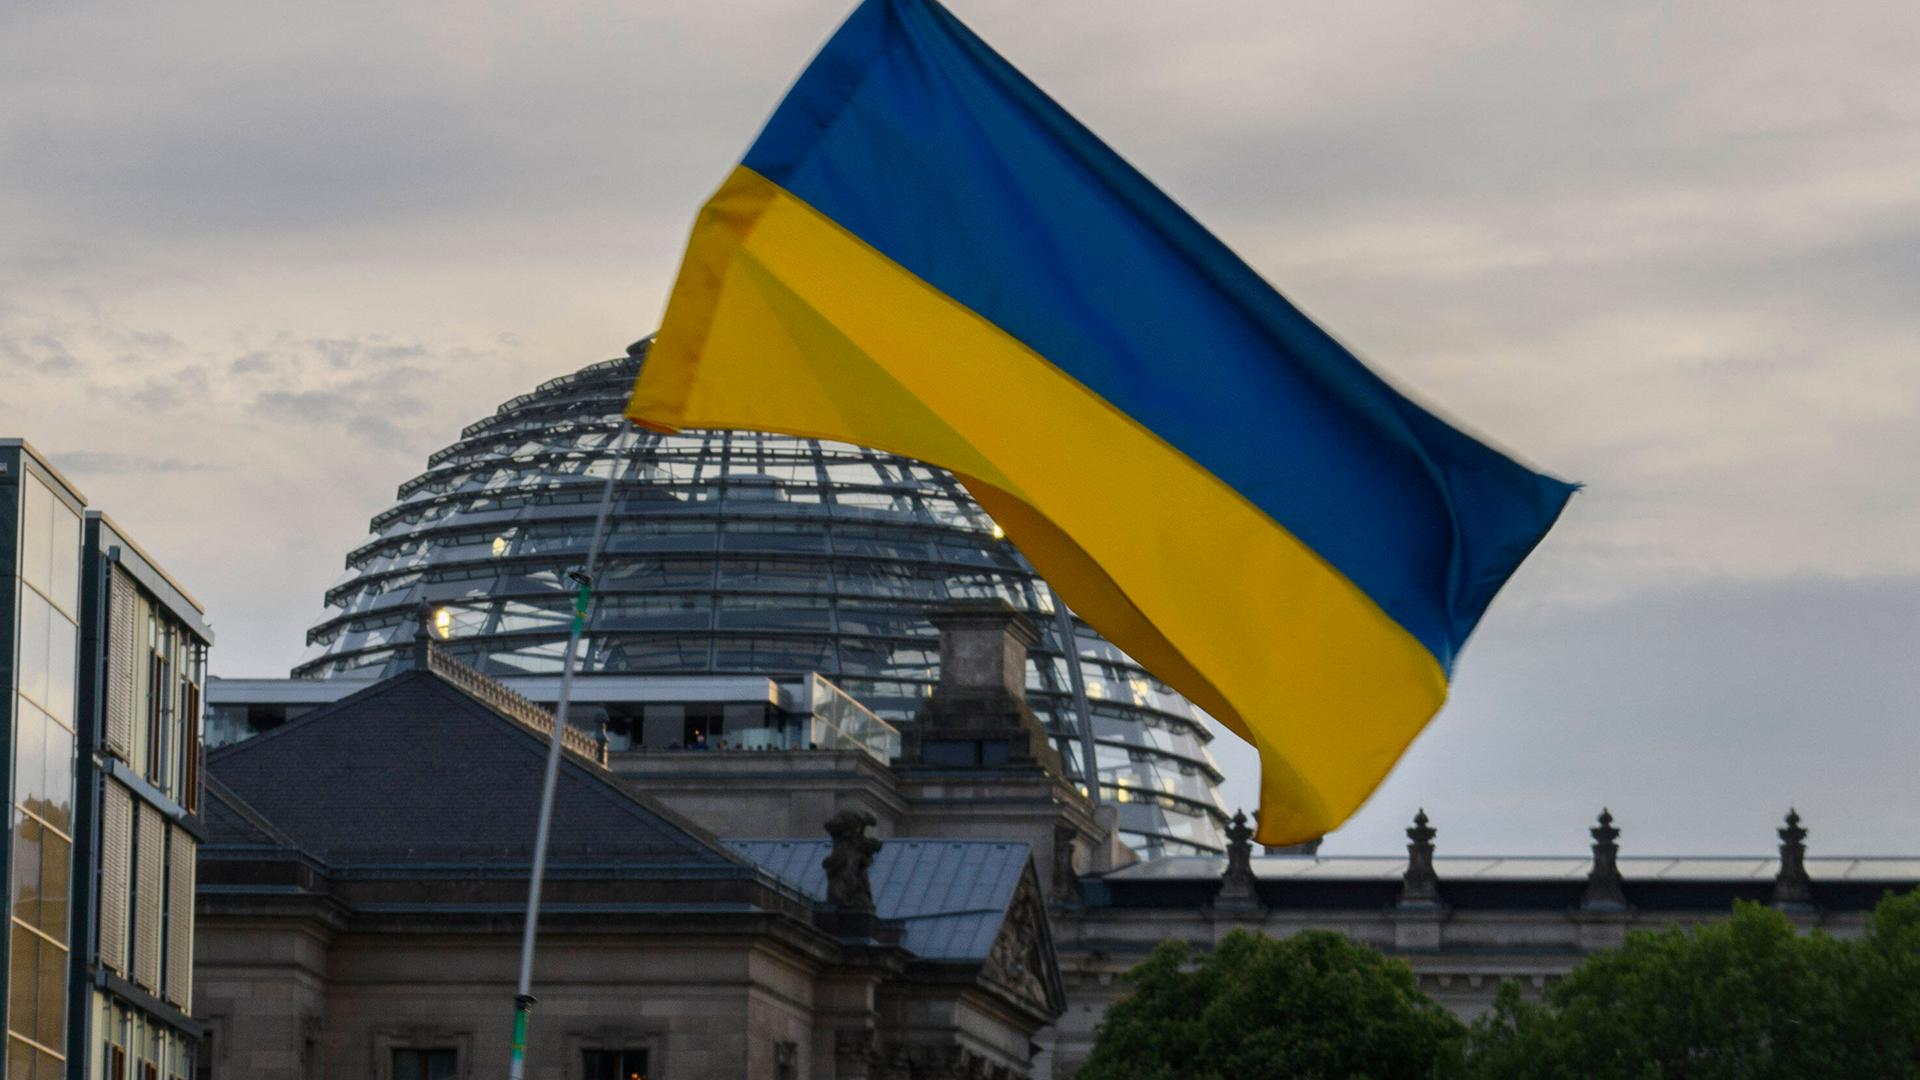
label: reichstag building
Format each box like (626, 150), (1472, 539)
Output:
(293, 341), (1229, 857)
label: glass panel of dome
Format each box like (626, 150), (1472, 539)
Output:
(598, 558), (711, 590)
(833, 607), (936, 638)
(834, 566), (943, 600)
(597, 637), (710, 673)
(712, 637), (834, 673)
(715, 559), (830, 592)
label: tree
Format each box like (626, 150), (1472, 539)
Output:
(1459, 890), (1920, 1079)
(1076, 929), (1466, 1080)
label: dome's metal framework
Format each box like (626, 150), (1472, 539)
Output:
(298, 347), (1228, 855)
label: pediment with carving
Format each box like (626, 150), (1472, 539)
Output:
(982, 874), (1065, 1016)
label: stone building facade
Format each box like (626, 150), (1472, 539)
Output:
(194, 633), (1064, 1080)
(198, 602), (1920, 1078)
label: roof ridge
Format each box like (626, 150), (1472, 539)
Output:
(203, 774), (316, 858)
(206, 668), (442, 763)
(420, 646), (605, 765)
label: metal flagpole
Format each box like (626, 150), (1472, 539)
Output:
(508, 431), (630, 1080)
(1047, 584), (1102, 809)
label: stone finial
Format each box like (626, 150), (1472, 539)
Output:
(1774, 808), (1813, 909)
(1582, 808), (1627, 911)
(823, 809), (882, 913)
(1399, 809), (1441, 908)
(1216, 809), (1260, 909)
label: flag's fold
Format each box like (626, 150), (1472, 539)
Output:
(629, 0), (1574, 845)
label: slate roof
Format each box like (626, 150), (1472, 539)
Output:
(202, 776), (301, 852)
(205, 670), (739, 871)
(728, 839), (1030, 960)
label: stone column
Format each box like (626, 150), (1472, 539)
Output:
(901, 601), (1063, 775)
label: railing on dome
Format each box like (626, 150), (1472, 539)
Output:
(804, 673), (902, 763)
(700, 673), (900, 765)
(424, 644), (607, 765)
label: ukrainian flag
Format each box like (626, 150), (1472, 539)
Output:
(629, 0), (1575, 845)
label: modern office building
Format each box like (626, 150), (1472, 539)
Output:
(1, 440), (210, 1080)
(71, 512), (209, 1080)
(4, 441), (84, 1080)
(290, 342), (1229, 856)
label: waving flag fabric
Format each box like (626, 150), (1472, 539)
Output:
(628, 0), (1575, 844)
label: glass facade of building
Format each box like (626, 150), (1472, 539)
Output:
(1, 441), (209, 1080)
(79, 514), (205, 1080)
(297, 347), (1229, 855)
(7, 462), (81, 1080)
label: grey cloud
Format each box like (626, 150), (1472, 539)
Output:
(126, 328), (182, 354)
(0, 332), (79, 374)
(345, 414), (417, 451)
(113, 365), (211, 413)
(52, 449), (211, 475)
(254, 383), (426, 425)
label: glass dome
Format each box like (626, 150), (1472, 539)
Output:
(298, 343), (1228, 855)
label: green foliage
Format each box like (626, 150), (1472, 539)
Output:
(1077, 892), (1920, 1080)
(1075, 928), (1466, 1080)
(1458, 890), (1920, 1079)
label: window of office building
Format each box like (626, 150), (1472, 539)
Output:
(9, 472), (78, 1079)
(95, 1002), (193, 1080)
(112, 582), (203, 812)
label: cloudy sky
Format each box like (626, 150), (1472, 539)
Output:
(3, 1), (1915, 856)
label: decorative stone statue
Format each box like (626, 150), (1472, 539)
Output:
(1399, 809), (1441, 908)
(1051, 822), (1080, 903)
(823, 809), (882, 913)
(1582, 808), (1627, 911)
(1774, 808), (1813, 909)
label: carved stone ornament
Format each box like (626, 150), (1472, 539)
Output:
(823, 809), (882, 913)
(984, 880), (1054, 1012)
